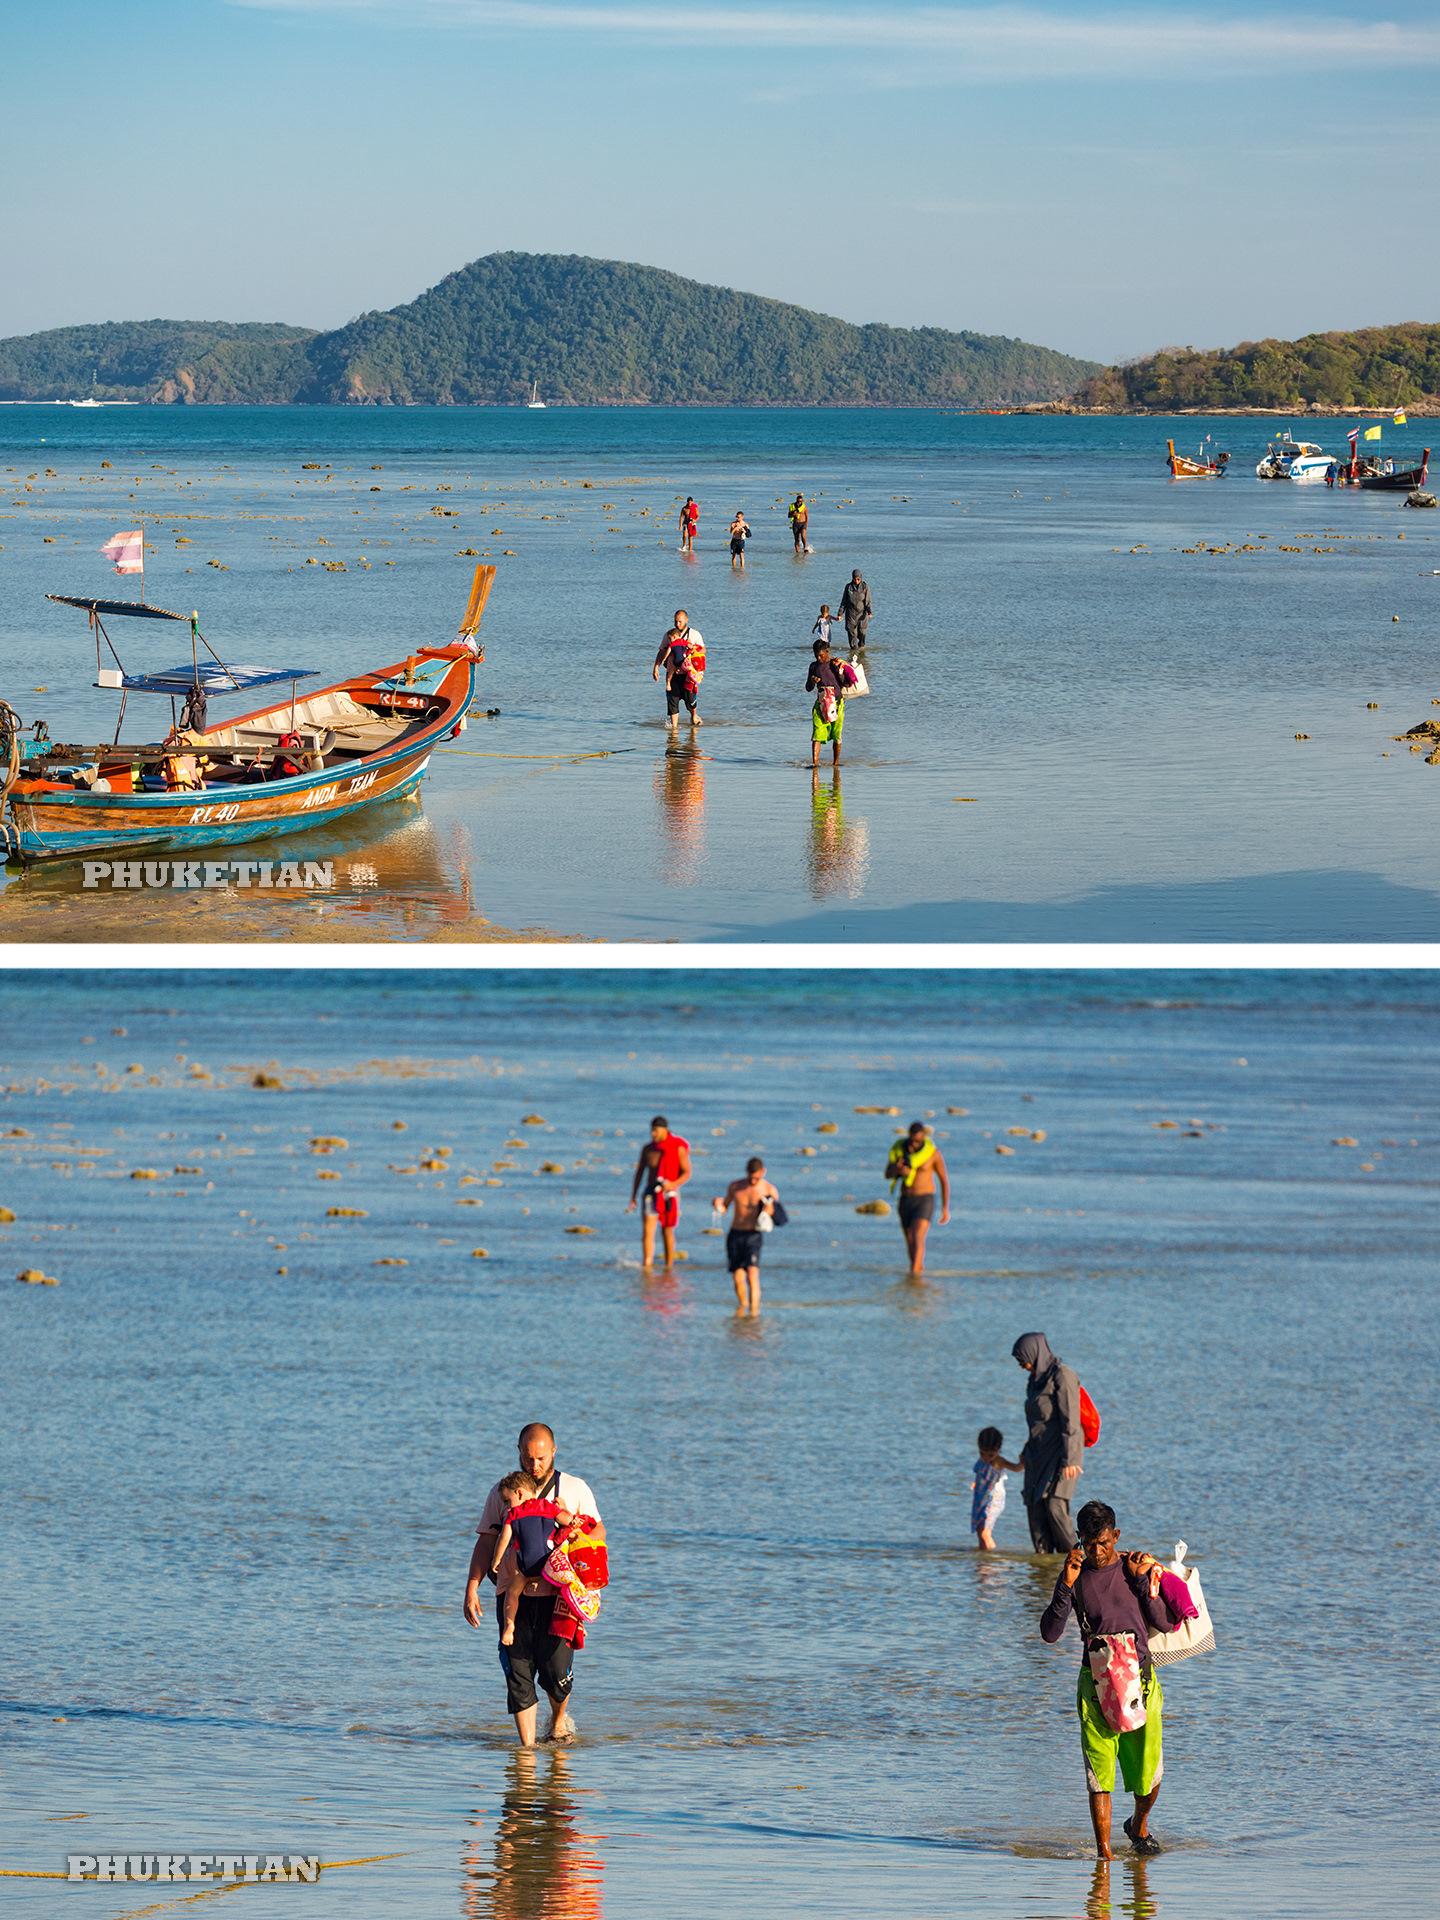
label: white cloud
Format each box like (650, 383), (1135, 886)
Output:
(227, 0), (1440, 79)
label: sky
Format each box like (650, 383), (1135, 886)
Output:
(3, 0), (1438, 363)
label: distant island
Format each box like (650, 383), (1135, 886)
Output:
(1066, 323), (1440, 415)
(0, 253), (1099, 409)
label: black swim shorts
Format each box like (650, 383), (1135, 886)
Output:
(897, 1190), (935, 1229)
(726, 1227), (764, 1271)
(497, 1593), (573, 1715)
(666, 686), (697, 716)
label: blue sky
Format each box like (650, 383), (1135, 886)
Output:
(4, 0), (1438, 361)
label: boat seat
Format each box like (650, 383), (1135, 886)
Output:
(226, 726), (333, 753)
(325, 717), (417, 753)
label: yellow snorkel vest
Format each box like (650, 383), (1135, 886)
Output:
(889, 1136), (936, 1190)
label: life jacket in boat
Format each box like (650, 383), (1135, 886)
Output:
(272, 731), (306, 779)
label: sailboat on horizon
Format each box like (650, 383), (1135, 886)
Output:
(527, 381), (546, 410)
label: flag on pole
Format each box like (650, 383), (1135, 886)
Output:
(1347, 428), (1359, 444)
(1394, 409), (1407, 425)
(1363, 425), (1382, 441)
(101, 530), (144, 574)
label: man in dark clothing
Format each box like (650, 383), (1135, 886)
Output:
(1040, 1500), (1172, 1859)
(1013, 1330), (1084, 1551)
(838, 571), (872, 647)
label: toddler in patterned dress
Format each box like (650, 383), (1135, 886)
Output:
(970, 1426), (1021, 1550)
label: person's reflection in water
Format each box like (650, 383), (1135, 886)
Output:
(807, 771), (869, 901)
(462, 1747), (604, 1920)
(1086, 1859), (1112, 1919)
(654, 741), (707, 887)
(1086, 1857), (1155, 1919)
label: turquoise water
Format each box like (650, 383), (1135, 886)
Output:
(2, 407), (1438, 939)
(2, 969), (1436, 1916)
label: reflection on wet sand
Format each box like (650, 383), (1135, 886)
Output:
(0, 799), (572, 942)
(654, 741), (707, 887)
(462, 1749), (605, 1920)
(807, 772), (868, 901)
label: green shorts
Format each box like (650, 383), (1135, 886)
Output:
(1077, 1665), (1163, 1796)
(812, 701), (844, 744)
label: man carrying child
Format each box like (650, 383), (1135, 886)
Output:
(653, 610), (705, 728)
(464, 1422), (606, 1749)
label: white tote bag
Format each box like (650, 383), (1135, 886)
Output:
(1147, 1541), (1216, 1667)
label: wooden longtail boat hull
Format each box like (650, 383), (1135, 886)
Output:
(1166, 439), (1227, 477)
(5, 647), (476, 863)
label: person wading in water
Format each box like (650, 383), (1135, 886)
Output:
(1012, 1331), (1084, 1550)
(884, 1121), (950, 1274)
(1039, 1500), (1171, 1858)
(464, 1422), (607, 1748)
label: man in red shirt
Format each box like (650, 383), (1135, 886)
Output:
(626, 1114), (691, 1268)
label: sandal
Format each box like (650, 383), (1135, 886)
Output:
(1123, 1817), (1161, 1856)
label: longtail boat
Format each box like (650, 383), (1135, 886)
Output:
(1356, 449), (1430, 491)
(1167, 438), (1229, 477)
(0, 564), (496, 865)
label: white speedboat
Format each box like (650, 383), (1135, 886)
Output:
(1256, 431), (1332, 481)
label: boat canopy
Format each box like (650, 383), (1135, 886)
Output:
(109, 664), (317, 695)
(47, 594), (187, 621)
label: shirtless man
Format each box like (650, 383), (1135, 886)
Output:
(626, 1114), (691, 1268)
(712, 1156), (779, 1314)
(463, 1421), (606, 1749)
(884, 1121), (950, 1275)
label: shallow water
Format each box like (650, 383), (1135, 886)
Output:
(2, 969), (1436, 1916)
(2, 408), (1438, 939)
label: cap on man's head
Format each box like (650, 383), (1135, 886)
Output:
(651, 1114), (669, 1129)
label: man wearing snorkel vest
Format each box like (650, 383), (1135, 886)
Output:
(885, 1121), (950, 1275)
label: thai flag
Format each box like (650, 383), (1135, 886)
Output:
(1347, 428), (1359, 444)
(101, 530), (143, 574)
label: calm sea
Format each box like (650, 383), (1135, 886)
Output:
(2, 968), (1436, 1917)
(1, 407), (1437, 940)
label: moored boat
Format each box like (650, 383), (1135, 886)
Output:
(1356, 449), (1430, 491)
(1256, 432), (1331, 481)
(1167, 437), (1229, 477)
(0, 565), (496, 864)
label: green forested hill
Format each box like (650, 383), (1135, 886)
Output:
(0, 254), (1098, 407)
(1070, 323), (1440, 412)
(0, 320), (316, 405)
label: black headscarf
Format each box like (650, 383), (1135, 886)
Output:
(1012, 1330), (1058, 1380)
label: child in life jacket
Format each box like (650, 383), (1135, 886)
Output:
(490, 1471), (603, 1647)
